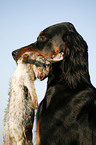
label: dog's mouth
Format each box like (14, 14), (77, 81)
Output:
(47, 52), (64, 63)
(12, 51), (64, 110)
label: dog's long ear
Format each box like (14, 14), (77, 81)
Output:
(62, 29), (88, 62)
(62, 28), (90, 88)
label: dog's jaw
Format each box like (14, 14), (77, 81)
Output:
(47, 52), (64, 62)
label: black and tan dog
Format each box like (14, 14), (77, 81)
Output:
(12, 22), (96, 145)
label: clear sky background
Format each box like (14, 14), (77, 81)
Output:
(0, 0), (96, 144)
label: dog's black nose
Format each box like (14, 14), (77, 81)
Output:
(12, 50), (19, 60)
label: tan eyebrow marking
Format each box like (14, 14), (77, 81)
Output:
(37, 31), (43, 39)
(39, 31), (43, 35)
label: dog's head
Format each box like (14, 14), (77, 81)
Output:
(12, 22), (89, 87)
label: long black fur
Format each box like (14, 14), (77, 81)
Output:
(35, 23), (96, 145)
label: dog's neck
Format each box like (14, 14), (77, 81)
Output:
(47, 59), (91, 91)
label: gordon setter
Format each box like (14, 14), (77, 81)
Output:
(12, 22), (96, 145)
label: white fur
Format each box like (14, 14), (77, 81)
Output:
(4, 58), (36, 145)
(4, 52), (50, 145)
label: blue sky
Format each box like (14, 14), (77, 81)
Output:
(0, 0), (96, 144)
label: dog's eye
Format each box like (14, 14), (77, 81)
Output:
(37, 36), (47, 42)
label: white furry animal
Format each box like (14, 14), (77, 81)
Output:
(4, 52), (50, 145)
